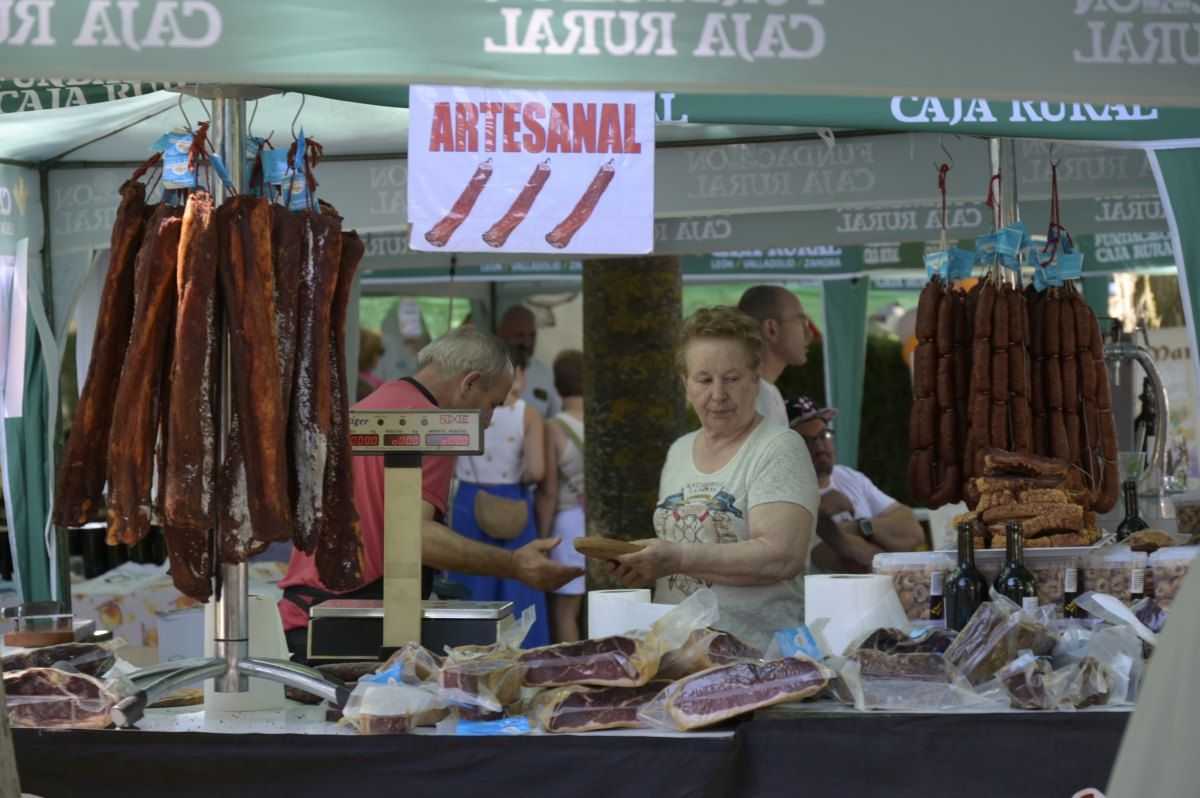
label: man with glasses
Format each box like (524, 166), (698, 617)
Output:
(786, 396), (925, 573)
(737, 286), (813, 427)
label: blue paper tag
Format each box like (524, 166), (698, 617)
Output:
(772, 625), (823, 661)
(948, 247), (975, 280)
(208, 155), (235, 194)
(260, 148), (293, 185)
(160, 131), (198, 189)
(924, 251), (949, 280)
(996, 223), (1024, 257)
(974, 231), (999, 265)
(1056, 251), (1083, 281)
(456, 717), (531, 736)
(1032, 268), (1049, 293)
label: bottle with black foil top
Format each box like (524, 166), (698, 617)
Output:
(1115, 479), (1150, 541)
(929, 569), (945, 625)
(946, 521), (989, 631)
(994, 521), (1038, 612)
(1063, 564), (1083, 619)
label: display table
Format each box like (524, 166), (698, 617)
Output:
(12, 703), (1128, 797)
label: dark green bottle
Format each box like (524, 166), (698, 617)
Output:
(945, 522), (989, 631)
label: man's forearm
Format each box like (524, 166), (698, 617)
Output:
(870, 506), (925, 551)
(815, 515), (882, 567)
(421, 519), (515, 579)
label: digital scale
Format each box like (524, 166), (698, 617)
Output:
(306, 408), (515, 662)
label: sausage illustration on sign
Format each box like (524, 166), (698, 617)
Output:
(483, 159), (551, 248)
(424, 158), (494, 248)
(546, 159), (616, 249)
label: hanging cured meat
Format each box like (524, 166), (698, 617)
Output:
(216, 196), (293, 544)
(106, 204), (183, 547)
(288, 209), (343, 554)
(316, 230), (366, 591)
(53, 180), (149, 527)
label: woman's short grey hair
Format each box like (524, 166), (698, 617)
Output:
(417, 327), (512, 385)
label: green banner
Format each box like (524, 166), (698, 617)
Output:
(361, 233), (1179, 285)
(0, 3), (1198, 108)
(659, 94), (1200, 142)
(0, 78), (177, 114)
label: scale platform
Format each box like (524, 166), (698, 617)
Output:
(307, 599), (514, 662)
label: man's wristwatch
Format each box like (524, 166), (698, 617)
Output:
(857, 518), (876, 540)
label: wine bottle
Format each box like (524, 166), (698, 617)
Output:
(945, 522), (989, 631)
(994, 521), (1038, 612)
(929, 569), (945, 624)
(1130, 566), (1145, 603)
(1115, 479), (1150, 541)
(1063, 565), (1082, 619)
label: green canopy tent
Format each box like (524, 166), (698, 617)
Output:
(1, 2), (1198, 603)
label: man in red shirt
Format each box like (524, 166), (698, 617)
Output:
(279, 326), (582, 659)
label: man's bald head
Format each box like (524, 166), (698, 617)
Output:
(498, 304), (537, 356)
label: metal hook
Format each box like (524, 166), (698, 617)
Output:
(1048, 141), (1061, 168)
(188, 83), (213, 127)
(291, 93), (306, 140)
(248, 98), (260, 140)
(177, 90), (193, 132)
(933, 135), (955, 170)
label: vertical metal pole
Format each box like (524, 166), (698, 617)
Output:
(210, 95), (249, 693)
(989, 138), (1020, 284)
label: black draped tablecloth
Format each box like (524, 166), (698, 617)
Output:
(13, 708), (1128, 798)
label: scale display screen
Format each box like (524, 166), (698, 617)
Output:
(348, 409), (484, 455)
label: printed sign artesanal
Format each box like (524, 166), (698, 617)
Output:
(407, 84), (654, 255)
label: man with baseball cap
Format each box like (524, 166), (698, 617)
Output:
(786, 395), (925, 573)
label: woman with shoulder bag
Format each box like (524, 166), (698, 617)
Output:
(448, 346), (550, 647)
(536, 350), (587, 642)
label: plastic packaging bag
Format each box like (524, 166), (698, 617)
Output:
(836, 649), (994, 712)
(370, 642), (442, 687)
(437, 607), (536, 720)
(341, 680), (447, 735)
(995, 652), (1067, 710)
(846, 626), (958, 656)
(3, 667), (120, 729)
(1130, 596), (1169, 634)
(519, 588), (719, 688)
(943, 601), (1057, 686)
(2, 639), (122, 678)
(528, 681), (669, 733)
(656, 626), (761, 680)
(637, 654), (833, 731)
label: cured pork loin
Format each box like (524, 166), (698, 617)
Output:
(649, 655), (829, 731)
(106, 204), (182, 547)
(518, 635), (660, 688)
(530, 682), (667, 733)
(656, 628), (761, 680)
(4, 667), (117, 730)
(2, 643), (115, 678)
(54, 180), (149, 527)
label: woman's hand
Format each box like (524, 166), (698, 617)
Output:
(612, 538), (682, 584)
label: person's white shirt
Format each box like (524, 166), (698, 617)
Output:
(755, 378), (787, 427)
(806, 465), (898, 573)
(520, 357), (561, 419)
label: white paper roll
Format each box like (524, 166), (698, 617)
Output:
(587, 589), (674, 638)
(804, 574), (908, 657)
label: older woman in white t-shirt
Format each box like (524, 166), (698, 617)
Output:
(611, 306), (819, 649)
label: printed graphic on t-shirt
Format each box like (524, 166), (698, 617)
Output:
(654, 485), (744, 596)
